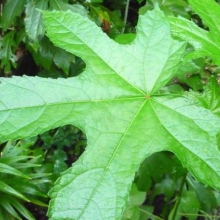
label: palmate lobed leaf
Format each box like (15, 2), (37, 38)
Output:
(0, 7), (220, 220)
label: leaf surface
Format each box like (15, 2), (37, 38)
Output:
(0, 7), (220, 220)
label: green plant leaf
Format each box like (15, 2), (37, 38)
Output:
(187, 174), (217, 212)
(114, 34), (136, 44)
(0, 31), (17, 73)
(9, 197), (35, 220)
(53, 48), (74, 75)
(0, 181), (30, 202)
(122, 183), (146, 220)
(49, 0), (87, 16)
(0, 163), (30, 179)
(0, 140), (50, 217)
(170, 191), (200, 220)
(188, 0), (220, 39)
(25, 0), (49, 41)
(187, 78), (220, 116)
(0, 7), (220, 220)
(168, 0), (220, 65)
(0, 197), (22, 220)
(1, 0), (26, 30)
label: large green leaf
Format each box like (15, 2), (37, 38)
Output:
(0, 7), (220, 220)
(168, 0), (220, 65)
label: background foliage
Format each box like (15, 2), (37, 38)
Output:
(0, 0), (220, 219)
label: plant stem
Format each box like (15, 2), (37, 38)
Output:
(171, 173), (187, 220)
(122, 0), (130, 33)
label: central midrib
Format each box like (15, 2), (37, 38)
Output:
(0, 96), (146, 112)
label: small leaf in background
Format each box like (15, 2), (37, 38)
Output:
(35, 36), (53, 69)
(0, 31), (17, 74)
(89, 4), (111, 32)
(0, 180), (30, 202)
(169, 0), (220, 65)
(153, 176), (178, 201)
(137, 0), (145, 4)
(90, 0), (103, 3)
(188, 0), (220, 41)
(114, 33), (136, 44)
(139, 0), (190, 18)
(180, 74), (203, 91)
(1, 0), (26, 31)
(25, 0), (49, 41)
(0, 163), (30, 179)
(0, 141), (50, 219)
(49, 0), (88, 16)
(170, 191), (200, 220)
(31, 36), (75, 75)
(53, 48), (75, 75)
(187, 174), (217, 212)
(122, 183), (146, 220)
(136, 152), (186, 185)
(173, 54), (204, 91)
(187, 77), (220, 116)
(139, 205), (155, 220)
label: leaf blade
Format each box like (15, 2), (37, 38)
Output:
(150, 96), (220, 189)
(1, 0), (26, 30)
(169, 16), (220, 64)
(25, 0), (48, 41)
(0, 75), (142, 142)
(168, 0), (220, 65)
(43, 8), (185, 94)
(188, 0), (220, 37)
(0, 6), (220, 220)
(0, 162), (30, 179)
